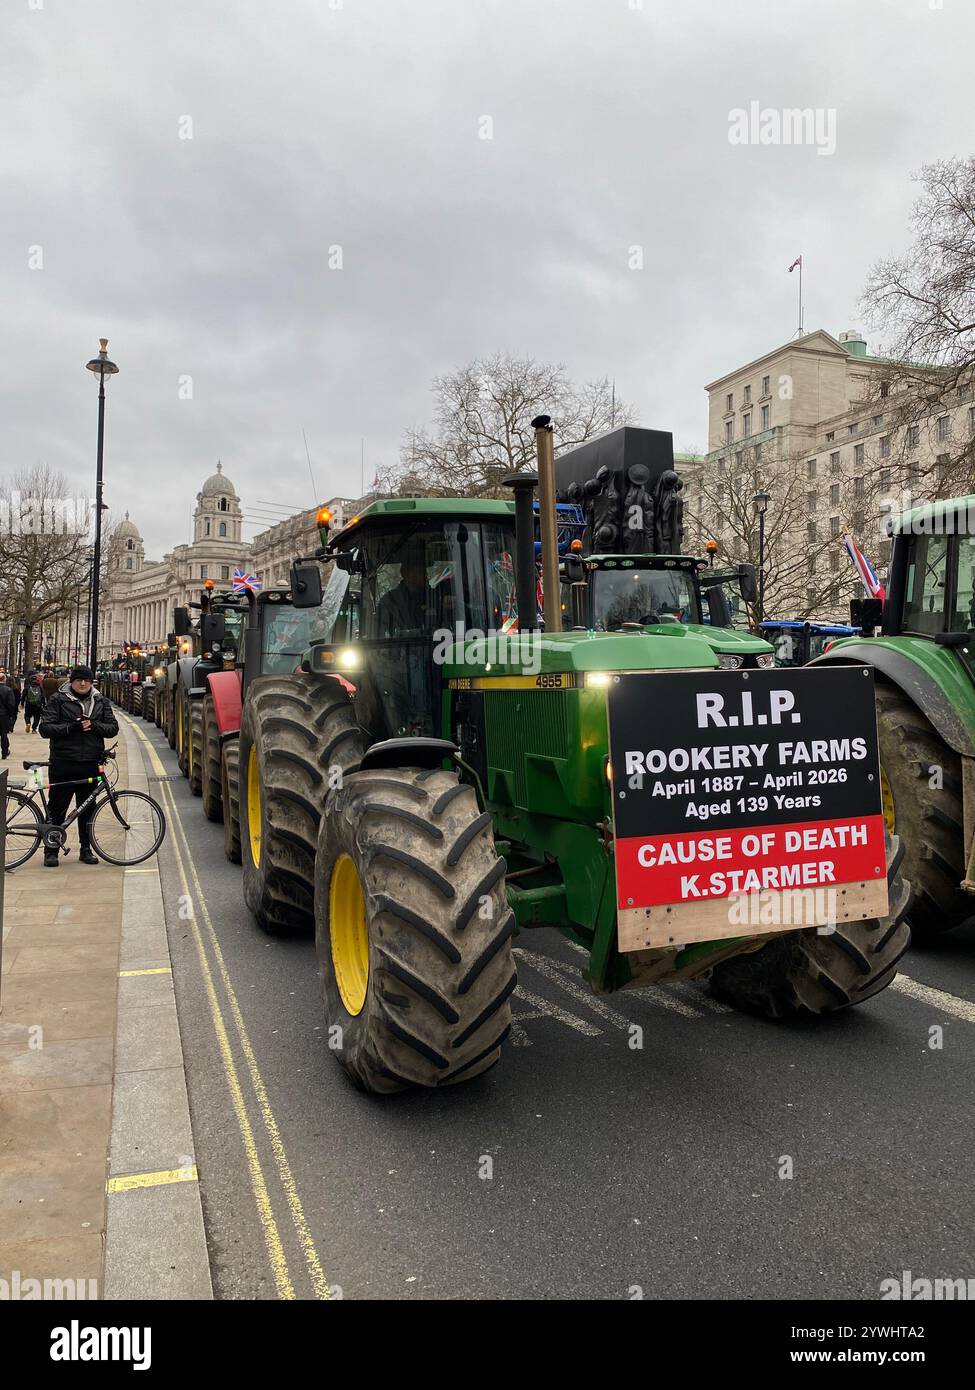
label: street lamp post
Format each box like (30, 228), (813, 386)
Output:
(85, 338), (119, 669)
(752, 489), (771, 625)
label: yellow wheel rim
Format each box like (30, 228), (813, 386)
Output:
(880, 764), (895, 834)
(329, 854), (369, 1016)
(188, 712), (194, 777)
(247, 745), (262, 867)
(176, 696), (183, 752)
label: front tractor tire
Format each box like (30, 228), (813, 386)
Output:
(201, 694), (224, 822)
(222, 736), (242, 864)
(188, 698), (204, 796)
(316, 767), (517, 1093)
(875, 682), (970, 939)
(239, 674), (364, 933)
(709, 833), (910, 1018)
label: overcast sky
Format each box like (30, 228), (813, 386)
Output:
(2, 0), (970, 557)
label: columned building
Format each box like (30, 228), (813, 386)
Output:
(99, 463), (249, 657)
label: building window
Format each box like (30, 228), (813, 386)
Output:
(201, 565), (208, 579)
(761, 404), (770, 431)
(854, 443), (865, 466)
(830, 516), (840, 538)
(938, 416), (950, 441)
(825, 431), (835, 442)
(830, 483), (840, 505)
(725, 420), (733, 444)
(219, 522), (227, 537)
(830, 550), (840, 574)
(830, 451), (840, 474)
(726, 393), (733, 412)
(219, 497), (228, 511)
(937, 453), (950, 483)
(970, 406), (975, 435)
(908, 425), (920, 449)
(848, 422), (858, 435)
(807, 491), (818, 512)
(908, 459), (920, 486)
(754, 443), (762, 462)
(126, 539), (133, 550)
(880, 468), (890, 491)
(880, 435), (891, 458)
(807, 555), (817, 576)
(762, 375), (770, 397)
(881, 380), (890, 398)
(807, 520), (818, 543)
(718, 456), (726, 472)
(872, 415), (883, 427)
(807, 458), (817, 480)
(854, 476), (864, 498)
(742, 413), (751, 437)
(221, 565), (230, 580)
(126, 557), (133, 570)
(735, 451), (743, 470)
(205, 520), (211, 536)
(744, 384), (752, 405)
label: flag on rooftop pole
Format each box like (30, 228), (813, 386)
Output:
(788, 255), (803, 335)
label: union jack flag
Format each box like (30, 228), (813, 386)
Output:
(232, 567), (262, 594)
(842, 533), (885, 601)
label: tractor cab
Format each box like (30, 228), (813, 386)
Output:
(562, 554), (773, 670)
(760, 619), (861, 667)
(308, 499), (519, 740)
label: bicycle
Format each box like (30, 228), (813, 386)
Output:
(4, 747), (166, 870)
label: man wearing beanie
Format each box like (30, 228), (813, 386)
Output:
(39, 665), (119, 867)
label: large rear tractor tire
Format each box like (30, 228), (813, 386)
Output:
(875, 682), (970, 939)
(188, 698), (204, 796)
(143, 687), (156, 723)
(709, 833), (910, 1018)
(222, 736), (242, 863)
(201, 694), (224, 822)
(240, 674), (364, 933)
(315, 766), (517, 1093)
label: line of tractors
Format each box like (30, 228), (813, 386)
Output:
(100, 422), (975, 1094)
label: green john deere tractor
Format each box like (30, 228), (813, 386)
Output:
(814, 496), (975, 939)
(236, 420), (909, 1094)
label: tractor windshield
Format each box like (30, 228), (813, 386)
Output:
(339, 518), (516, 738)
(261, 605), (329, 674)
(593, 567), (699, 629)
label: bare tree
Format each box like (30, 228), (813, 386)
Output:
(382, 354), (634, 496)
(860, 156), (975, 499)
(0, 464), (108, 670)
(686, 446), (848, 626)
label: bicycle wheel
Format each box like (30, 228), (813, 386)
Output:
(5, 789), (43, 869)
(88, 790), (166, 866)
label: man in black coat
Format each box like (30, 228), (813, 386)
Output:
(0, 670), (17, 760)
(39, 665), (119, 867)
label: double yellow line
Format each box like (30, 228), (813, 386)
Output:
(127, 718), (331, 1301)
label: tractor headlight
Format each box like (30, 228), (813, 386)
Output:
(338, 648), (359, 670)
(755, 653), (775, 669)
(718, 654), (744, 670)
(584, 672), (613, 688)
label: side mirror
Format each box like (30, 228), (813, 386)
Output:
(707, 586), (733, 628)
(173, 607), (191, 637)
(333, 551), (361, 573)
(563, 555), (585, 584)
(201, 613), (226, 649)
(851, 597), (883, 634)
(738, 564), (758, 605)
(290, 562), (323, 609)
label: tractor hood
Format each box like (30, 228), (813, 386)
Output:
(440, 627), (720, 679)
(674, 622), (773, 657)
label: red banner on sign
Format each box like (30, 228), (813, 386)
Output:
(615, 816), (887, 908)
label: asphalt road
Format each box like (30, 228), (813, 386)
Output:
(126, 712), (975, 1301)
